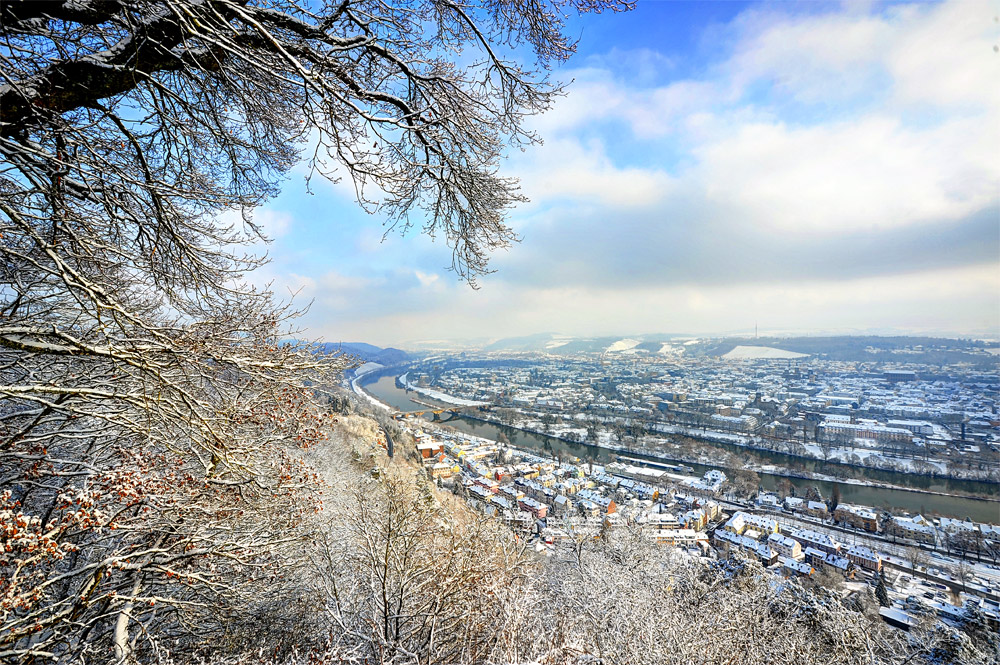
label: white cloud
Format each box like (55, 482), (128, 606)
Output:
(511, 137), (674, 209)
(301, 262), (999, 345)
(414, 270), (440, 288)
(519, 0), (998, 235)
(254, 0), (1000, 345)
(691, 113), (998, 233)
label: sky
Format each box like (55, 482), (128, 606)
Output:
(245, 0), (1000, 348)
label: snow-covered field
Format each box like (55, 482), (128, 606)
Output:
(399, 374), (488, 407)
(722, 345), (808, 360)
(606, 338), (641, 353)
(800, 443), (948, 474)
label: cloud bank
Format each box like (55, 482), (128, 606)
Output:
(252, 0), (1000, 346)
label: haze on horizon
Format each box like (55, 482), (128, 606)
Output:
(248, 0), (1000, 348)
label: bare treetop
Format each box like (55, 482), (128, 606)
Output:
(1, 0), (630, 282)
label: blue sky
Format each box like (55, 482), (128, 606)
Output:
(245, 0), (999, 347)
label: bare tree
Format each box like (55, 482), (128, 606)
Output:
(906, 545), (928, 573)
(523, 529), (922, 665)
(312, 471), (532, 664)
(0, 0), (628, 660)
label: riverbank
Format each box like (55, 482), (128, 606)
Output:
(358, 374), (1000, 521)
(457, 412), (1000, 505)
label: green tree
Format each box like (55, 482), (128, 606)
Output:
(875, 571), (890, 607)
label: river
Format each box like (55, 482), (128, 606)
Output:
(360, 375), (1000, 523)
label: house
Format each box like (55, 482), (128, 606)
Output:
(781, 557), (813, 577)
(416, 441), (444, 459)
(577, 489), (616, 514)
(579, 500), (601, 518)
(473, 476), (499, 494)
(518, 497), (548, 519)
(784, 496), (804, 512)
(938, 517), (977, 535)
(804, 546), (827, 567)
(649, 528), (709, 549)
(490, 496), (513, 513)
(592, 472), (620, 488)
(725, 511), (779, 536)
(767, 533), (803, 559)
(805, 501), (828, 517)
(889, 515), (936, 545)
(757, 493), (780, 509)
(879, 607), (918, 631)
(681, 509), (707, 531)
(468, 485), (492, 503)
(823, 553), (854, 577)
(787, 528), (841, 555)
(714, 529), (777, 565)
(834, 504), (880, 532)
(844, 544), (882, 572)
(646, 511), (680, 529)
(552, 494), (572, 516)
(701, 501), (722, 520)
(430, 462), (459, 479)
(499, 484), (523, 503)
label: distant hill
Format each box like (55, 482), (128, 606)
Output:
(481, 334), (701, 355)
(483, 332), (563, 352)
(315, 342), (410, 366)
(722, 345), (808, 360)
(472, 334), (996, 366)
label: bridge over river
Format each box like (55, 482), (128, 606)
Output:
(392, 399), (484, 422)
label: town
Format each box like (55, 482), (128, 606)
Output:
(372, 336), (998, 487)
(349, 335), (1000, 639)
(397, 418), (1000, 635)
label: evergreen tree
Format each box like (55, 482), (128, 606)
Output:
(875, 571), (891, 607)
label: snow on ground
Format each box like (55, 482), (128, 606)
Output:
(545, 335), (574, 350)
(722, 345), (808, 360)
(399, 375), (488, 407)
(606, 338), (640, 353)
(350, 376), (391, 412)
(658, 343), (684, 355)
(801, 443), (948, 473)
(353, 362), (384, 377)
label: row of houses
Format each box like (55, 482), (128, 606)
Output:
(722, 511), (883, 573)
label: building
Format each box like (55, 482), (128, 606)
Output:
(681, 509), (707, 531)
(889, 515), (936, 545)
(834, 504), (880, 532)
(767, 533), (803, 559)
(417, 441), (444, 459)
(725, 511), (779, 536)
(844, 544), (882, 572)
(805, 501), (828, 517)
(787, 528), (841, 555)
(577, 489), (617, 514)
(517, 497), (548, 519)
(552, 494), (572, 516)
(713, 529), (778, 565)
(430, 462), (459, 479)
(781, 557), (813, 577)
(818, 422), (913, 446)
(648, 528), (709, 548)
